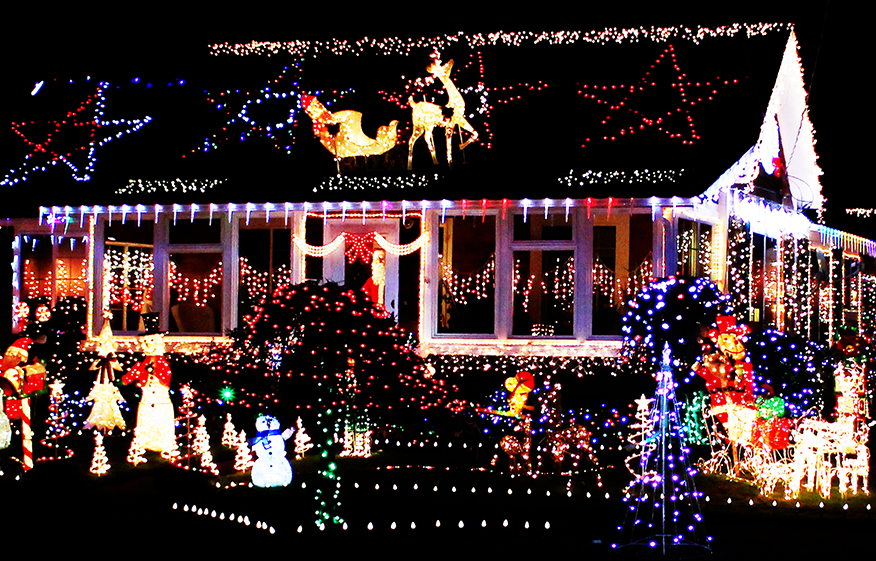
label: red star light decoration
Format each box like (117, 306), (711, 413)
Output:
(2, 79), (151, 186)
(577, 45), (738, 147)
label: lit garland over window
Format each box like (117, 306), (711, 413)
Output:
(440, 255), (495, 306)
(168, 260), (223, 307)
(291, 231), (429, 259)
(514, 256), (575, 313)
(208, 24), (791, 57)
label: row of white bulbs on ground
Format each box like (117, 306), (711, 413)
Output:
(173, 502), (276, 534)
(172, 478), (874, 536)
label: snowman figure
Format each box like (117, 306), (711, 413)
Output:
(250, 414), (294, 487)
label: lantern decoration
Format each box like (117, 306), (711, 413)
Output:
(250, 414), (294, 488)
(122, 333), (178, 457)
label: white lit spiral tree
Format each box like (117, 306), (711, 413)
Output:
(614, 344), (712, 556)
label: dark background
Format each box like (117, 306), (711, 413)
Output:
(0, 4), (867, 235)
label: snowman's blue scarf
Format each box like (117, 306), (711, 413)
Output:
(250, 428), (283, 448)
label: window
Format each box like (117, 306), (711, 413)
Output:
(592, 213), (652, 336)
(677, 219), (713, 278)
(513, 249), (574, 336)
(239, 219), (292, 325)
(16, 231), (88, 329)
(168, 252), (223, 333)
(104, 221), (154, 332)
(438, 215), (495, 334)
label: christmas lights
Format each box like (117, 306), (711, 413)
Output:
(578, 44), (735, 147)
(208, 24), (791, 57)
(115, 179), (224, 196)
(2, 80), (151, 186)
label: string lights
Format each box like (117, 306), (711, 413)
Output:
(208, 24), (791, 57)
(577, 44), (736, 146)
(2, 79), (151, 186)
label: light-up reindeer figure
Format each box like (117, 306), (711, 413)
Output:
(407, 58), (478, 170)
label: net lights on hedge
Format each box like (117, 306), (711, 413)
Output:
(208, 23), (790, 57)
(2, 80), (151, 186)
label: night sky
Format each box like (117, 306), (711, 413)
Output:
(0, 5), (867, 236)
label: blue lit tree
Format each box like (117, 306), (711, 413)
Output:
(614, 344), (712, 556)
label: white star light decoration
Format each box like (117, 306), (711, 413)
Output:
(2, 80), (151, 186)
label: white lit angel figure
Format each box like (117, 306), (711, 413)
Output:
(250, 414), (294, 488)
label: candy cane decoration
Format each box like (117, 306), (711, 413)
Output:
(21, 397), (33, 471)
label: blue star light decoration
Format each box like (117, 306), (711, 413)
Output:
(2, 79), (152, 186)
(195, 62), (315, 155)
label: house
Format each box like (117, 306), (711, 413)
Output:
(3, 24), (872, 363)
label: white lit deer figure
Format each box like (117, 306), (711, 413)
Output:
(407, 58), (478, 170)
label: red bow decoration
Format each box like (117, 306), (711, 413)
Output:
(122, 357), (172, 388)
(344, 232), (375, 264)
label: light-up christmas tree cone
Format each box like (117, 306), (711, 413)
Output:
(90, 432), (110, 476)
(613, 343), (711, 556)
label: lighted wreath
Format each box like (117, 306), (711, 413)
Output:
(620, 277), (734, 375)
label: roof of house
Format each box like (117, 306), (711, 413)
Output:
(2, 24), (811, 215)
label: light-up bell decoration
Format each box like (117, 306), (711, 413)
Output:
(122, 334), (178, 457)
(301, 94), (398, 159)
(407, 57), (478, 170)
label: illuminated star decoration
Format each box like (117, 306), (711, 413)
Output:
(193, 62), (350, 155)
(2, 79), (152, 186)
(378, 51), (547, 150)
(577, 44), (738, 147)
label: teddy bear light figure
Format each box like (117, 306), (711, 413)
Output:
(251, 414), (294, 488)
